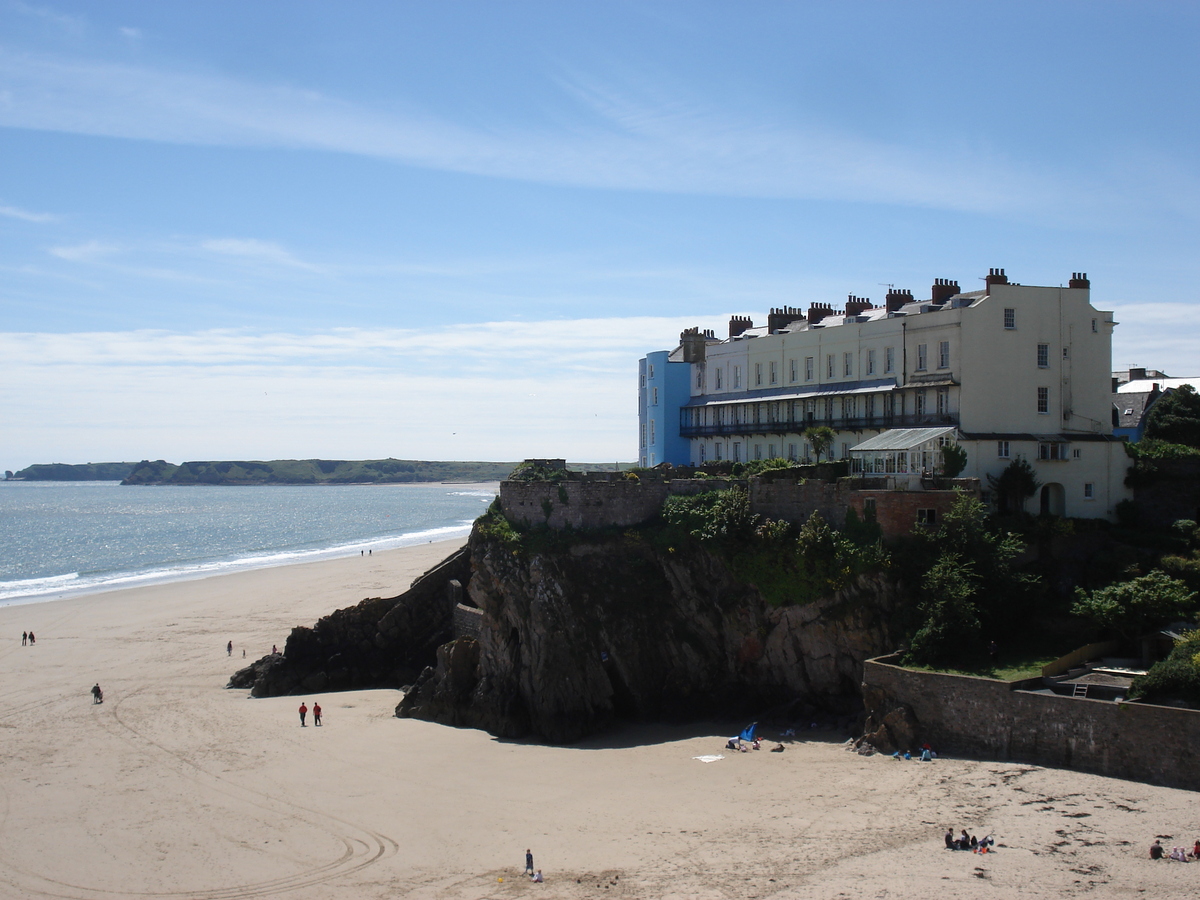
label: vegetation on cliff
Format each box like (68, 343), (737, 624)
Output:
(123, 458), (518, 484)
(10, 462), (138, 481)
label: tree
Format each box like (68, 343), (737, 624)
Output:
(803, 426), (836, 463)
(987, 456), (1040, 514)
(1146, 384), (1200, 448)
(905, 554), (982, 666)
(1071, 570), (1198, 643)
(940, 443), (968, 479)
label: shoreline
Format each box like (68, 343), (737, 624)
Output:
(1, 536), (1197, 898)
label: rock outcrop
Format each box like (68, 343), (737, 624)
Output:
(397, 530), (901, 743)
(227, 548), (470, 697)
(231, 526), (903, 744)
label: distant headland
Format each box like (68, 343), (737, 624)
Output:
(5, 458), (632, 485)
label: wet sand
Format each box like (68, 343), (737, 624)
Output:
(1, 538), (1196, 899)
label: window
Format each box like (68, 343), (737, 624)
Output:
(640, 425), (646, 448)
(652, 387), (658, 405)
(714, 443), (723, 461)
(826, 354), (835, 378)
(825, 397), (835, 420)
(696, 366), (704, 389)
(755, 363), (762, 387)
(885, 347), (895, 373)
(843, 352), (853, 377)
(787, 443), (797, 461)
(1038, 442), (1069, 460)
(789, 358), (797, 383)
(640, 372), (646, 387)
(803, 442), (811, 461)
(938, 341), (950, 369)
(1062, 347), (1069, 360)
(754, 443), (762, 461)
(649, 421), (655, 444)
(997, 441), (1010, 458)
(1037, 343), (1049, 368)
(698, 444), (706, 464)
(1037, 386), (1049, 414)
(865, 394), (876, 420)
(648, 364), (655, 378)
(916, 343), (928, 370)
(841, 442), (850, 459)
(768, 443), (776, 459)
(733, 366), (741, 388)
(769, 361), (778, 385)
(1073, 448), (1082, 459)
(1091, 318), (1098, 333)
(916, 390), (927, 416)
(842, 396), (855, 419)
(733, 442), (741, 462)
(863, 498), (876, 515)
(936, 387), (949, 415)
(805, 357), (814, 381)
(715, 368), (723, 390)
(1004, 308), (1016, 329)
(867, 349), (876, 375)
(917, 509), (937, 526)
(1084, 482), (1095, 500)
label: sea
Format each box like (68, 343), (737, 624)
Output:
(0, 480), (498, 607)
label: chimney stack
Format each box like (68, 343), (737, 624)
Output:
(885, 288), (913, 313)
(930, 278), (960, 305)
(728, 316), (753, 338)
(845, 295), (873, 317)
(985, 267), (1009, 289)
(1128, 367), (1147, 382)
(1069, 272), (1090, 289)
(806, 302), (834, 324)
(767, 306), (806, 332)
(679, 327), (708, 363)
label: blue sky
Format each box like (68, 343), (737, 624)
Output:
(2, 1), (1198, 468)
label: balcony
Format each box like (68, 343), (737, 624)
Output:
(679, 413), (958, 438)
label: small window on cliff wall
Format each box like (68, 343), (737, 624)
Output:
(917, 508), (937, 526)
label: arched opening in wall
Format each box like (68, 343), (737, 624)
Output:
(602, 655), (639, 719)
(1040, 483), (1065, 517)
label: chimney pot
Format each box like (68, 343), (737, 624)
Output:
(728, 316), (753, 338)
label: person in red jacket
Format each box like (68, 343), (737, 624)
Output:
(299, 702), (308, 726)
(313, 702), (322, 726)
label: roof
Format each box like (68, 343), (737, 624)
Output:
(1116, 378), (1198, 394)
(849, 426), (957, 452)
(684, 378), (897, 408)
(1115, 390), (1156, 429)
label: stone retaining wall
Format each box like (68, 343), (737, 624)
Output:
(862, 654), (1200, 790)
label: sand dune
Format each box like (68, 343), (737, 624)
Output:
(2, 539), (1197, 899)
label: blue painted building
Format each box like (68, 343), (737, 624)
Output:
(637, 344), (695, 467)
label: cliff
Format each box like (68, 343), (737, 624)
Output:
(232, 521), (902, 744)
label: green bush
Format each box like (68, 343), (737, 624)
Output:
(1130, 631), (1200, 704)
(1071, 570), (1198, 643)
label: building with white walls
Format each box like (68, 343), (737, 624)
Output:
(646, 269), (1133, 519)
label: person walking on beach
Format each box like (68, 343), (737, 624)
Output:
(22, 631), (27, 646)
(313, 702), (322, 726)
(299, 702), (308, 726)
(91, 683), (103, 704)
(28, 631), (35, 645)
(525, 849), (534, 876)
(227, 640), (232, 656)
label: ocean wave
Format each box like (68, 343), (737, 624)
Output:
(0, 521), (475, 607)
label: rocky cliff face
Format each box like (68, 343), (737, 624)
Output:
(231, 526), (902, 744)
(396, 529), (902, 743)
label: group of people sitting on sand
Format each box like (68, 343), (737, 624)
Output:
(945, 829), (993, 853)
(1149, 839), (1200, 861)
(894, 743), (937, 761)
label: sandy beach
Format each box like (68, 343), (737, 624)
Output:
(2, 538), (1198, 900)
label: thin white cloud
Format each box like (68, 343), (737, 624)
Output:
(119, 26), (141, 40)
(48, 239), (118, 261)
(0, 202), (58, 223)
(0, 48), (1089, 217)
(200, 238), (322, 272)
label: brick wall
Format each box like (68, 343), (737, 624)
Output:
(847, 489), (965, 538)
(863, 654), (1200, 790)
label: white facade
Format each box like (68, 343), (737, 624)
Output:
(677, 271), (1132, 519)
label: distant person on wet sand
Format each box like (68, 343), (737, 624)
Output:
(531, 870), (543, 883)
(313, 702), (322, 726)
(227, 641), (232, 656)
(525, 849), (534, 875)
(22, 631), (27, 646)
(299, 702), (308, 726)
(91, 684), (103, 704)
(28, 631), (35, 644)
(1150, 839), (1164, 859)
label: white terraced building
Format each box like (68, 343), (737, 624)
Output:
(662, 269), (1132, 519)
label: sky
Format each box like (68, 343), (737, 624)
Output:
(2, 1), (1198, 469)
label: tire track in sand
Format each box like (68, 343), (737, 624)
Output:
(0, 686), (397, 900)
